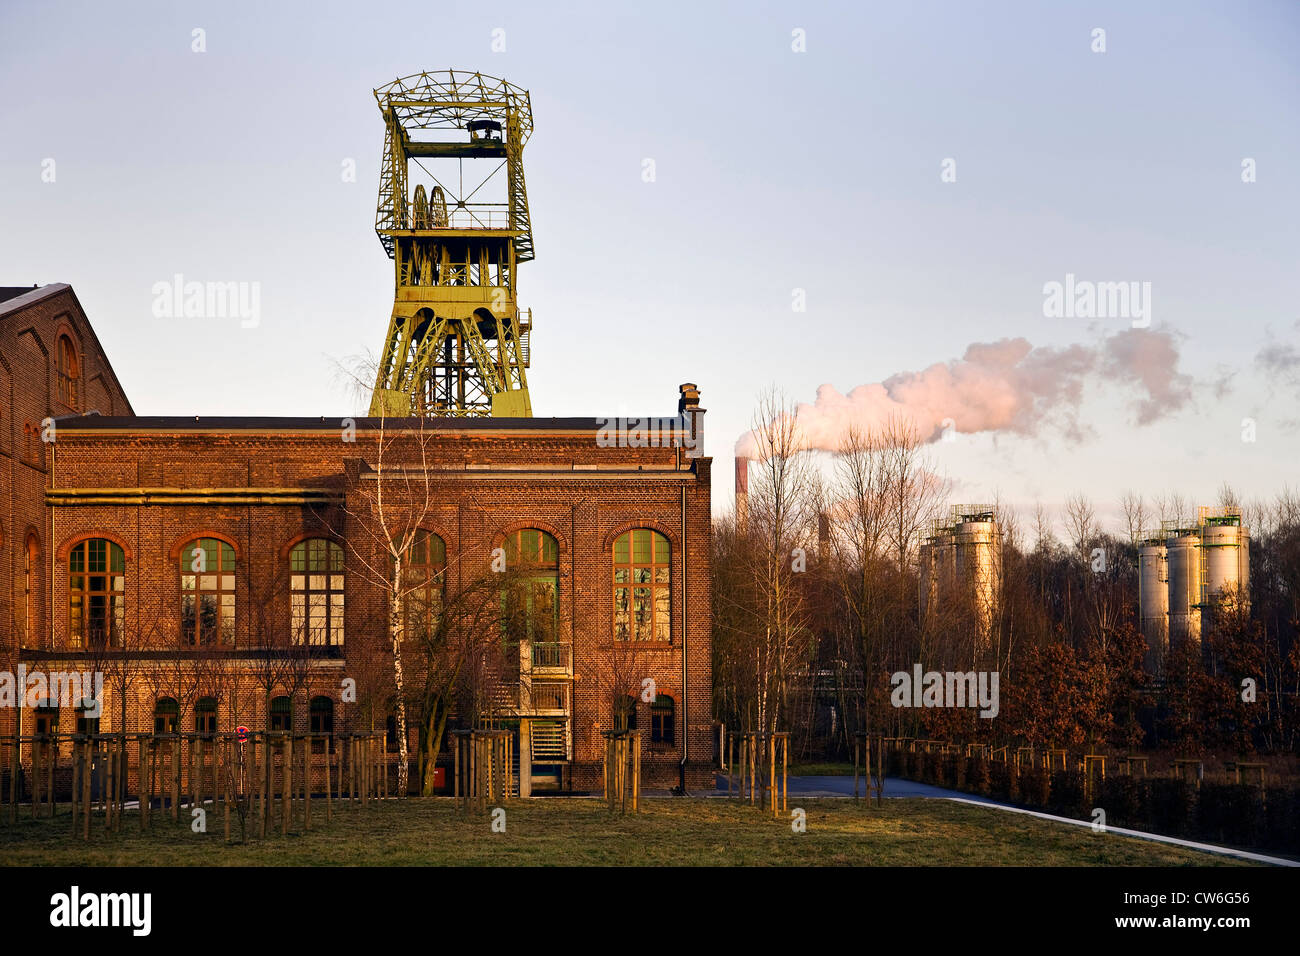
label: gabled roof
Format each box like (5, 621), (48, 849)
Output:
(0, 283), (135, 415)
(0, 283), (65, 316)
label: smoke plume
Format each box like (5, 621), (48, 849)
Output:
(736, 328), (1193, 457)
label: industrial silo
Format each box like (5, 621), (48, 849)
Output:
(918, 527), (950, 624)
(1165, 529), (1202, 647)
(952, 507), (1000, 643)
(1137, 535), (1168, 672)
(1199, 511), (1250, 611)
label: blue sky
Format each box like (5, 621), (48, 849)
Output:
(2, 0), (1297, 537)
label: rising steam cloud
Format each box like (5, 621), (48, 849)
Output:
(735, 328), (1194, 458)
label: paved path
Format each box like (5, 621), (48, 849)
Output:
(711, 773), (1003, 802)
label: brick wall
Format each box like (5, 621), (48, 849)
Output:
(1, 286), (133, 737)
(20, 419), (714, 789)
(2, 286), (715, 791)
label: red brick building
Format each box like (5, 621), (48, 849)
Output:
(1, 284), (714, 792)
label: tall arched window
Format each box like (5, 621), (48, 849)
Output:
(23, 534), (39, 645)
(290, 539), (345, 645)
(402, 530), (446, 640)
(501, 529), (558, 642)
(69, 538), (125, 648)
(179, 537), (236, 645)
(612, 529), (670, 641)
(154, 698), (178, 734)
(56, 335), (79, 408)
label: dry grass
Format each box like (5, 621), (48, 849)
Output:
(0, 797), (1257, 866)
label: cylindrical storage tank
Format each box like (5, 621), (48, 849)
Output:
(1166, 532), (1202, 646)
(1138, 541), (1168, 669)
(1201, 522), (1244, 607)
(955, 520), (999, 641)
(936, 532), (956, 597)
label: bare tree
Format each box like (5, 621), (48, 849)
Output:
(880, 416), (948, 571)
(744, 387), (816, 734)
(1217, 482), (1241, 513)
(1063, 492), (1097, 565)
(319, 412), (441, 798)
(1120, 490), (1148, 545)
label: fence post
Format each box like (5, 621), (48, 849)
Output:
(223, 739), (231, 842)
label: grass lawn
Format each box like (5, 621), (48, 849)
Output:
(0, 797), (1257, 866)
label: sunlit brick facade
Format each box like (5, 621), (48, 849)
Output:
(1, 285), (714, 792)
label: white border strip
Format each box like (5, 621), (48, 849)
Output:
(945, 796), (1299, 867)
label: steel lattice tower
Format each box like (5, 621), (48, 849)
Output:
(369, 70), (535, 418)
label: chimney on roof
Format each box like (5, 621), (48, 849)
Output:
(678, 383), (705, 460)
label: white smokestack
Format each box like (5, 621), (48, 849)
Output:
(734, 457), (749, 530)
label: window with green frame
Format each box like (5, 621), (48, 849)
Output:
(179, 537), (236, 645)
(500, 529), (558, 643)
(68, 538), (125, 648)
(402, 530), (446, 640)
(290, 539), (345, 645)
(612, 529), (670, 641)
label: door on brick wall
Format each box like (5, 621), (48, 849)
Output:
(529, 719), (568, 791)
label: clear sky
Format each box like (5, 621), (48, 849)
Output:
(2, 0), (1297, 538)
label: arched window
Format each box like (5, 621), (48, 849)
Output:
(23, 534), (38, 645)
(68, 538), (125, 648)
(650, 695), (675, 745)
(195, 697), (218, 736)
(270, 695), (292, 732)
(154, 698), (179, 734)
(179, 537), (236, 645)
(402, 530), (446, 639)
(290, 539), (345, 645)
(153, 698), (179, 734)
(612, 529), (670, 641)
(501, 529), (559, 642)
(56, 335), (79, 408)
